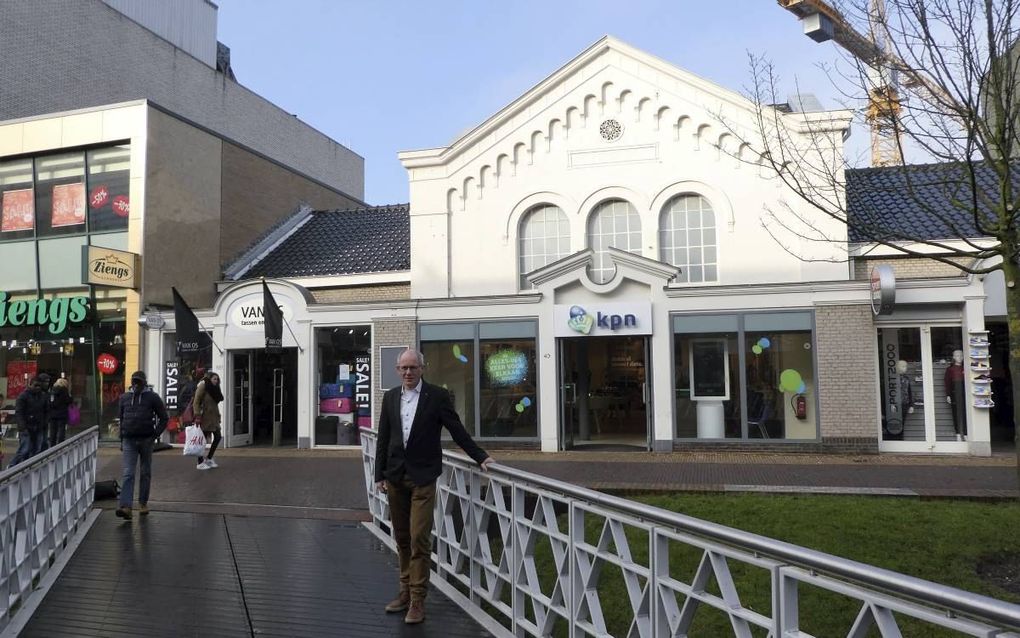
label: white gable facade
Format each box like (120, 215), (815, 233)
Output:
(399, 37), (993, 455)
(142, 37), (996, 457)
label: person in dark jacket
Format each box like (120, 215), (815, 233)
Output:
(116, 370), (169, 520)
(7, 373), (50, 468)
(48, 377), (74, 447)
(374, 349), (494, 625)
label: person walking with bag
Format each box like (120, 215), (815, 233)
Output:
(116, 371), (169, 519)
(7, 374), (50, 468)
(48, 377), (73, 447)
(192, 370), (223, 470)
(374, 349), (495, 625)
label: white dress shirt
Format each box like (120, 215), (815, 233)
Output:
(400, 380), (422, 446)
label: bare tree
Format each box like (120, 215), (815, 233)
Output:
(734, 0), (1020, 485)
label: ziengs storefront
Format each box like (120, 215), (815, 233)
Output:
(0, 144), (134, 443)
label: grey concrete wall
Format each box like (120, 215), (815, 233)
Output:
(815, 304), (880, 448)
(144, 108), (222, 308)
(219, 141), (363, 265)
(0, 0), (363, 199)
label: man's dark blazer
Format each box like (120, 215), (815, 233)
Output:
(374, 380), (489, 486)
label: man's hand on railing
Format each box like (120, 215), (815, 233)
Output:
(375, 481), (387, 493)
(480, 457), (495, 472)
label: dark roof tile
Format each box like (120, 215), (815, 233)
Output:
(244, 204), (410, 279)
(846, 162), (1014, 242)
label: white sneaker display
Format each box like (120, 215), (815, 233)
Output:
(197, 461), (211, 470)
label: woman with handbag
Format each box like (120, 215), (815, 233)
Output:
(191, 370), (223, 470)
(48, 378), (74, 447)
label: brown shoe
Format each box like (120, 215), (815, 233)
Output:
(384, 590), (409, 613)
(404, 599), (425, 624)
(114, 507), (132, 520)
(137, 504), (150, 516)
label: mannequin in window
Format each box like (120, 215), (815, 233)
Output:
(944, 349), (967, 441)
(895, 360), (914, 418)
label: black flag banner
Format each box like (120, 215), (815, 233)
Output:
(263, 279), (283, 350)
(172, 287), (207, 356)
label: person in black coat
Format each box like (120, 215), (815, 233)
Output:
(8, 373), (50, 468)
(374, 349), (494, 625)
(48, 377), (74, 447)
(115, 370), (169, 520)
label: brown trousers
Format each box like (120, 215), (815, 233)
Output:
(386, 477), (437, 601)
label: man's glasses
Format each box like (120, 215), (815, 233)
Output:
(396, 366), (421, 372)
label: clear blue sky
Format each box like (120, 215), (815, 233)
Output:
(215, 0), (859, 205)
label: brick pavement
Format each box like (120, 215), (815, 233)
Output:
(97, 444), (1019, 508)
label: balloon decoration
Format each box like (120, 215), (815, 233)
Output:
(752, 337), (771, 356)
(779, 369), (803, 394)
(515, 396), (532, 413)
(452, 344), (469, 363)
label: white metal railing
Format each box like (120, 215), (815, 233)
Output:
(360, 428), (1020, 637)
(0, 426), (98, 634)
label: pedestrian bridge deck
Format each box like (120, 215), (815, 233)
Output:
(19, 509), (490, 638)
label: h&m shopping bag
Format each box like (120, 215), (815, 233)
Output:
(183, 425), (207, 457)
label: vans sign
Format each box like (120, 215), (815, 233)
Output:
(553, 302), (652, 337)
(229, 294), (294, 332)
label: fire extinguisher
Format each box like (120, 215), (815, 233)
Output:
(793, 394), (807, 420)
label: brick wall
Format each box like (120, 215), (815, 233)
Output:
(371, 318), (417, 426)
(311, 285), (411, 304)
(815, 305), (880, 449)
(0, 0), (363, 197)
(853, 256), (972, 280)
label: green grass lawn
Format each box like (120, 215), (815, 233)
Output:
(516, 493), (1020, 637)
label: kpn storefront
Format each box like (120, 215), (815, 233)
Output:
(417, 248), (823, 453)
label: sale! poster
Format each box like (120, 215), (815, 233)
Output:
(51, 182), (86, 227)
(5, 361), (38, 399)
(1, 188), (34, 232)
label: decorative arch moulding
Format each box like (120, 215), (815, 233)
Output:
(441, 80), (771, 212)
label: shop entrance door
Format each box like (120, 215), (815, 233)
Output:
(228, 349), (298, 447)
(878, 326), (968, 452)
(558, 336), (649, 450)
(229, 352), (253, 447)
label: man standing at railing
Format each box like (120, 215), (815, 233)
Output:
(374, 348), (495, 625)
(7, 374), (50, 468)
(115, 371), (169, 520)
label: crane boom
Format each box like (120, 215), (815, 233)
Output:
(778, 0), (903, 165)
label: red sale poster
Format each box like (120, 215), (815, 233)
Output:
(6, 361), (38, 399)
(1, 188), (34, 232)
(51, 182), (86, 227)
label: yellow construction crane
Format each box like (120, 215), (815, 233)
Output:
(778, 0), (904, 166)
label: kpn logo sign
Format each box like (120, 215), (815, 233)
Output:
(555, 302), (652, 338)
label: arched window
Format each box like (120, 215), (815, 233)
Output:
(518, 204), (570, 288)
(659, 195), (717, 283)
(587, 199), (641, 284)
